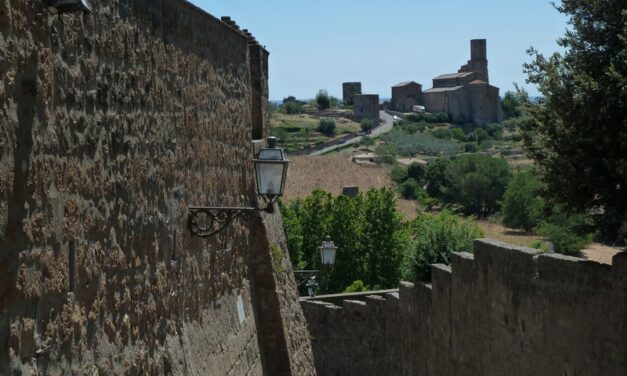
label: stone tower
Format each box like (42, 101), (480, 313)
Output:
(461, 39), (489, 83)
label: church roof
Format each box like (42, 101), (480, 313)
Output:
(469, 79), (488, 85)
(433, 72), (474, 80)
(423, 85), (464, 93)
(392, 81), (421, 88)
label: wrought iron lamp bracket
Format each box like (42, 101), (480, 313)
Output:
(188, 204), (271, 238)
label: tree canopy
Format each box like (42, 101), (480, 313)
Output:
(522, 0), (627, 234)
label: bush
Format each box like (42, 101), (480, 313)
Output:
(316, 89), (331, 110)
(344, 280), (367, 293)
(401, 211), (484, 281)
(390, 165), (408, 184)
(318, 118), (336, 135)
(405, 113), (424, 122)
(361, 136), (375, 148)
(500, 169), (545, 231)
(528, 239), (550, 252)
(399, 178), (420, 199)
(536, 207), (594, 255)
(281, 101), (304, 114)
(464, 142), (479, 152)
(424, 112), (449, 123)
(451, 128), (465, 141)
(361, 118), (374, 132)
(407, 162), (426, 182)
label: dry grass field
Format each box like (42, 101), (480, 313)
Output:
(284, 155), (393, 201)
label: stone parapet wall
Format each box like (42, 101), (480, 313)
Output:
(302, 239), (627, 376)
(0, 0), (314, 374)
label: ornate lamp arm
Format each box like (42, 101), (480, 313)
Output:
(188, 205), (269, 238)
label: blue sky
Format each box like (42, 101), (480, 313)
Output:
(190, 0), (568, 100)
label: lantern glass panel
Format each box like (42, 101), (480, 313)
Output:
(255, 162), (286, 196)
(320, 246), (336, 265)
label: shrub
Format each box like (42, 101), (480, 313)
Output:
(390, 165), (408, 184)
(535, 206), (594, 255)
(407, 162), (426, 182)
(451, 128), (465, 141)
(316, 89), (331, 110)
(401, 211), (484, 281)
(344, 280), (367, 293)
(406, 113), (424, 122)
(528, 239), (549, 252)
(361, 136), (375, 148)
(431, 128), (454, 139)
(318, 118), (336, 135)
(424, 112), (449, 123)
(361, 118), (374, 132)
(281, 101), (304, 114)
(399, 178), (420, 199)
(464, 142), (479, 152)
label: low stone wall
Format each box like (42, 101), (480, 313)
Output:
(302, 239), (627, 376)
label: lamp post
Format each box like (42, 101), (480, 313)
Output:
(188, 137), (290, 238)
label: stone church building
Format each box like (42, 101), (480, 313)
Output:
(423, 39), (502, 124)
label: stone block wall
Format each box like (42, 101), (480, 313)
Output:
(302, 239), (627, 376)
(0, 0), (314, 374)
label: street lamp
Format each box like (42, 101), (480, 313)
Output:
(319, 236), (337, 265)
(188, 137), (290, 238)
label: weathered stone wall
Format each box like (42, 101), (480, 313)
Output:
(391, 82), (423, 113)
(353, 94), (379, 126)
(0, 1), (314, 374)
(302, 239), (627, 376)
(342, 82), (361, 106)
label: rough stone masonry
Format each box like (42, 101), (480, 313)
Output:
(302, 239), (627, 376)
(0, 0), (315, 374)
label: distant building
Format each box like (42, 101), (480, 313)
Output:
(423, 39), (502, 124)
(342, 82), (362, 105)
(353, 94), (380, 126)
(391, 81), (423, 112)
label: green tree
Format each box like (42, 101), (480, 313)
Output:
(502, 90), (523, 119)
(298, 190), (332, 269)
(425, 158), (450, 198)
(500, 169), (545, 232)
(327, 194), (365, 292)
(407, 162), (426, 182)
(316, 89), (331, 110)
(522, 0), (627, 235)
(361, 136), (375, 150)
(278, 200), (306, 269)
(362, 188), (407, 288)
(445, 155), (511, 216)
(361, 118), (374, 132)
(318, 118), (336, 135)
(401, 211), (484, 281)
